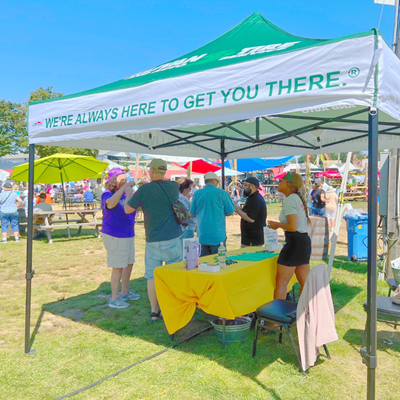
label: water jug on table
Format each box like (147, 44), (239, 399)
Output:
(187, 242), (201, 270)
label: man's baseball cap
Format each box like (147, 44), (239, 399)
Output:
(204, 172), (220, 181)
(245, 177), (260, 188)
(2, 182), (12, 188)
(148, 158), (167, 172)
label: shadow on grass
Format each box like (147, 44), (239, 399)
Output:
(331, 256), (368, 275)
(40, 279), (212, 349)
(22, 228), (102, 243)
(36, 267), (363, 395)
(330, 280), (363, 313)
(343, 328), (400, 354)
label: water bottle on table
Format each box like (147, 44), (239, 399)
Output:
(218, 242), (226, 269)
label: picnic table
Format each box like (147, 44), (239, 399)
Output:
(64, 196), (101, 209)
(344, 185), (367, 200)
(154, 246), (297, 340)
(32, 208), (102, 243)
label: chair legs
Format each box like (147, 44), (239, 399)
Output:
(253, 317), (331, 375)
(323, 345), (331, 359)
(252, 319), (260, 357)
(283, 324), (305, 374)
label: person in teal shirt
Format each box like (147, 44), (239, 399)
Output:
(190, 172), (235, 256)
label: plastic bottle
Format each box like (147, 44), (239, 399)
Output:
(218, 242), (226, 269)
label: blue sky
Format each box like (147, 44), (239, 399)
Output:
(0, 0), (395, 104)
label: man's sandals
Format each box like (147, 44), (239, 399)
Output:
(150, 310), (163, 323)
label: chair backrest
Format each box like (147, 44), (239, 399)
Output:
(298, 263), (330, 305)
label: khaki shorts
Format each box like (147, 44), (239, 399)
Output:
(102, 233), (135, 268)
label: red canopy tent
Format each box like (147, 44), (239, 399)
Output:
(316, 169), (342, 179)
(174, 159), (221, 173)
(274, 171), (287, 180)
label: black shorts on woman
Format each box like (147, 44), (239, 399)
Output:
(277, 231), (311, 267)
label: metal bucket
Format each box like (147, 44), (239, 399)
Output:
(391, 265), (400, 285)
(210, 315), (252, 344)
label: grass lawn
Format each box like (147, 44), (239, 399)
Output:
(0, 201), (399, 399)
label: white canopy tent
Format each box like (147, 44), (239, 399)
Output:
(24, 13), (400, 397)
(0, 169), (11, 182)
(215, 167), (243, 177)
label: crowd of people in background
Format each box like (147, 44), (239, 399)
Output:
(1, 163), (340, 320)
(0, 179), (109, 243)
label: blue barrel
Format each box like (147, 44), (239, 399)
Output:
(343, 213), (368, 261)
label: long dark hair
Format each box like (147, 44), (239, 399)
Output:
(179, 179), (193, 193)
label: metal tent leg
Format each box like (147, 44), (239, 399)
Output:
(363, 109), (378, 400)
(25, 144), (35, 355)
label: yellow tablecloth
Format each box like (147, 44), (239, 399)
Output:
(154, 247), (297, 334)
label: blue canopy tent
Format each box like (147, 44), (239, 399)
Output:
(218, 156), (293, 172)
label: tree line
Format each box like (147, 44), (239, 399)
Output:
(0, 87), (98, 158)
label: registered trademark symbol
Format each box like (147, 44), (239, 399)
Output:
(348, 68), (360, 78)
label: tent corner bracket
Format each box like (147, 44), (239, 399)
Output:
(26, 270), (35, 280)
(360, 347), (377, 368)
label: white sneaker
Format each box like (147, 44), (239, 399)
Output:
(1, 238), (6, 244)
(14, 237), (20, 242)
(108, 296), (130, 309)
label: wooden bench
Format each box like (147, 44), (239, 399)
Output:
(32, 209), (102, 243)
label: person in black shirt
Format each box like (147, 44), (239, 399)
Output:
(310, 179), (326, 217)
(234, 177), (267, 247)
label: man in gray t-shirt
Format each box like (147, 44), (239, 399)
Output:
(124, 159), (182, 322)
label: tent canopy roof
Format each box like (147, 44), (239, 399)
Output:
(28, 13), (400, 159)
(29, 13), (373, 105)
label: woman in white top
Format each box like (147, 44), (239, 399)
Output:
(267, 172), (311, 299)
(325, 186), (338, 231)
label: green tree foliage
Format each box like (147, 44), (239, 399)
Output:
(0, 87), (98, 158)
(0, 100), (28, 156)
(28, 87), (98, 158)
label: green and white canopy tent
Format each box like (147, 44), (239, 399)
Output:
(25, 13), (400, 397)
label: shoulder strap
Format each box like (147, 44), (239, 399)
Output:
(1, 192), (13, 204)
(154, 181), (172, 204)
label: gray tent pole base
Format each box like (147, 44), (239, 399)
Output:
(25, 144), (35, 355)
(360, 109), (378, 399)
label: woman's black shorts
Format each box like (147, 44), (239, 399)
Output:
(277, 231), (311, 267)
